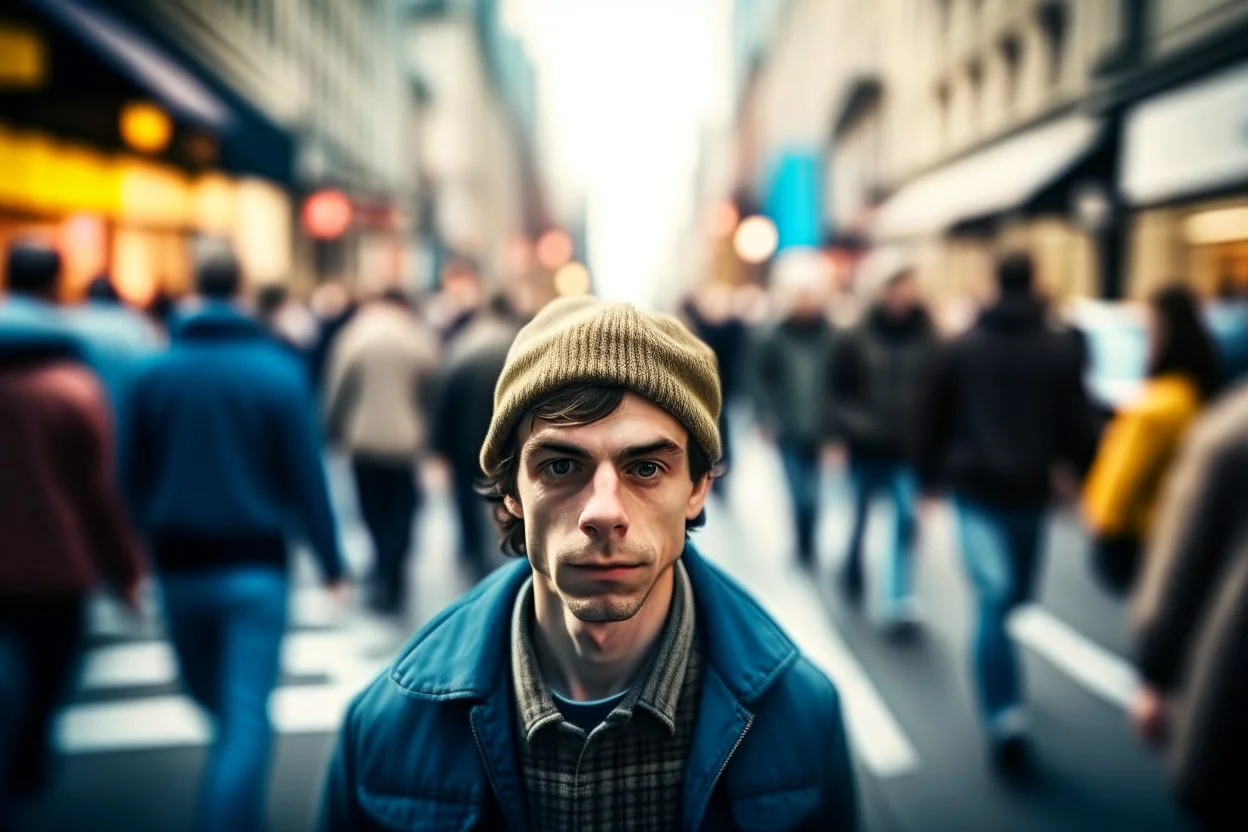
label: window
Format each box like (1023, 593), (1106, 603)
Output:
(936, 81), (951, 144)
(1000, 33), (1022, 108)
(1038, 0), (1068, 89)
(967, 58), (983, 131)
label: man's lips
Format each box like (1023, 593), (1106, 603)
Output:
(572, 562), (643, 570)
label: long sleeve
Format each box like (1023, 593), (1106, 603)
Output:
(913, 344), (955, 493)
(278, 377), (345, 583)
(828, 335), (875, 447)
(1082, 405), (1174, 538)
(72, 381), (147, 592)
(1131, 411), (1242, 691)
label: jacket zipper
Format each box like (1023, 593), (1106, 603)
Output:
(706, 714), (754, 807)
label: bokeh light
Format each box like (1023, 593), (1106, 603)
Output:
(733, 215), (779, 264)
(553, 260), (591, 296)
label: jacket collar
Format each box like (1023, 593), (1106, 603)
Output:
(0, 327), (84, 366)
(171, 301), (269, 342)
(978, 295), (1046, 331)
(389, 541), (798, 707)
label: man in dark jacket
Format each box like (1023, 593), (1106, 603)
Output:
(430, 295), (521, 581)
(128, 255), (347, 832)
(0, 250), (147, 827)
(752, 288), (838, 568)
(915, 253), (1095, 777)
(832, 269), (936, 630)
(320, 296), (857, 830)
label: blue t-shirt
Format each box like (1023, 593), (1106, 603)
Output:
(551, 689), (628, 734)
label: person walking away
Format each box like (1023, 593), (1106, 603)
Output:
(325, 288), (439, 613)
(832, 268), (937, 632)
(682, 283), (748, 491)
(1130, 383), (1248, 831)
(64, 274), (163, 467)
(1083, 286), (1221, 595)
(0, 247), (147, 831)
(319, 295), (857, 830)
(915, 252), (1098, 777)
(430, 294), (521, 582)
(752, 281), (838, 569)
(127, 255), (348, 832)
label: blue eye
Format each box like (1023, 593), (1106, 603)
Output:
(546, 459), (576, 477)
(634, 462), (661, 479)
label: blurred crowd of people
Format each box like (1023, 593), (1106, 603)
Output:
(4, 233), (1248, 830)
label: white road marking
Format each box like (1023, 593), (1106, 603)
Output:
(703, 426), (921, 778)
(1008, 604), (1139, 709)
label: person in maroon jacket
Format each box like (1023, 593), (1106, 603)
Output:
(0, 243), (146, 828)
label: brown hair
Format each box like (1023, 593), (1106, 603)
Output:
(478, 384), (717, 556)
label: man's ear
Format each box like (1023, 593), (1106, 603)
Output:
(504, 494), (524, 519)
(685, 473), (712, 521)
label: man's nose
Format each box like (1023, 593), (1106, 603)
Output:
(579, 464), (629, 540)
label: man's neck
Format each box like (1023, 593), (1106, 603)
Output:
(531, 565), (675, 702)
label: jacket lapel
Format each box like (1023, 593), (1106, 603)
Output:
(682, 666), (752, 831)
(470, 690), (526, 831)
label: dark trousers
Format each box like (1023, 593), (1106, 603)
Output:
(0, 598), (86, 826)
(351, 457), (420, 604)
(778, 443), (822, 565)
(843, 459), (919, 615)
(451, 470), (493, 580)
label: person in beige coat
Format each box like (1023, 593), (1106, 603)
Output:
(325, 289), (439, 613)
(1130, 382), (1248, 831)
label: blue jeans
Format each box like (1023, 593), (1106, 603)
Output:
(163, 567), (289, 832)
(844, 460), (918, 617)
(954, 498), (1045, 734)
(779, 444), (822, 565)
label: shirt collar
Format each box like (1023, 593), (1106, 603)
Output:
(511, 559), (696, 743)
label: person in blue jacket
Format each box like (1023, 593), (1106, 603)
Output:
(128, 254), (347, 832)
(319, 296), (857, 831)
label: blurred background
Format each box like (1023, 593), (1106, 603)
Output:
(2, 0), (1248, 830)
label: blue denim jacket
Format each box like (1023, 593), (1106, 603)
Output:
(319, 543), (857, 831)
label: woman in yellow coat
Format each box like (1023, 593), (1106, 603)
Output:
(1083, 286), (1222, 593)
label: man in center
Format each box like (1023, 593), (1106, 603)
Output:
(320, 295), (857, 830)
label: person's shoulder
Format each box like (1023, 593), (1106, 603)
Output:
(774, 655), (842, 713)
(38, 360), (106, 409)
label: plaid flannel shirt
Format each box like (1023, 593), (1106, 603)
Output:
(511, 560), (702, 832)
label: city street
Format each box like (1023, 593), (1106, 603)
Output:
(18, 422), (1191, 832)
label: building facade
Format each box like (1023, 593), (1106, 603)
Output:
(728, 0), (1248, 308)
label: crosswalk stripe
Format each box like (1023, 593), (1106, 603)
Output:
(1008, 604), (1139, 709)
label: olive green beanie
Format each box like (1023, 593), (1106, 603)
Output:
(479, 295), (723, 477)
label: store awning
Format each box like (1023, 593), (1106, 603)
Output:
(26, 0), (233, 130)
(871, 115), (1103, 241)
(1121, 60), (1248, 207)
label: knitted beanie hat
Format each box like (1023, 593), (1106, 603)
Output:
(480, 295), (722, 477)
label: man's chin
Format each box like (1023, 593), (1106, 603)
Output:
(561, 594), (644, 623)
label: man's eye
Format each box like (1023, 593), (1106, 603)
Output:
(633, 461), (661, 479)
(546, 459), (577, 477)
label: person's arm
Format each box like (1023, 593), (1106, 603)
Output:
(1131, 415), (1241, 691)
(277, 374), (346, 584)
(318, 696), (367, 830)
(913, 344), (955, 493)
(828, 335), (874, 446)
(1082, 405), (1171, 537)
(748, 329), (781, 434)
(69, 376), (147, 598)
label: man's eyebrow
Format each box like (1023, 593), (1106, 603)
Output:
(616, 439), (684, 461)
(525, 439), (590, 459)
